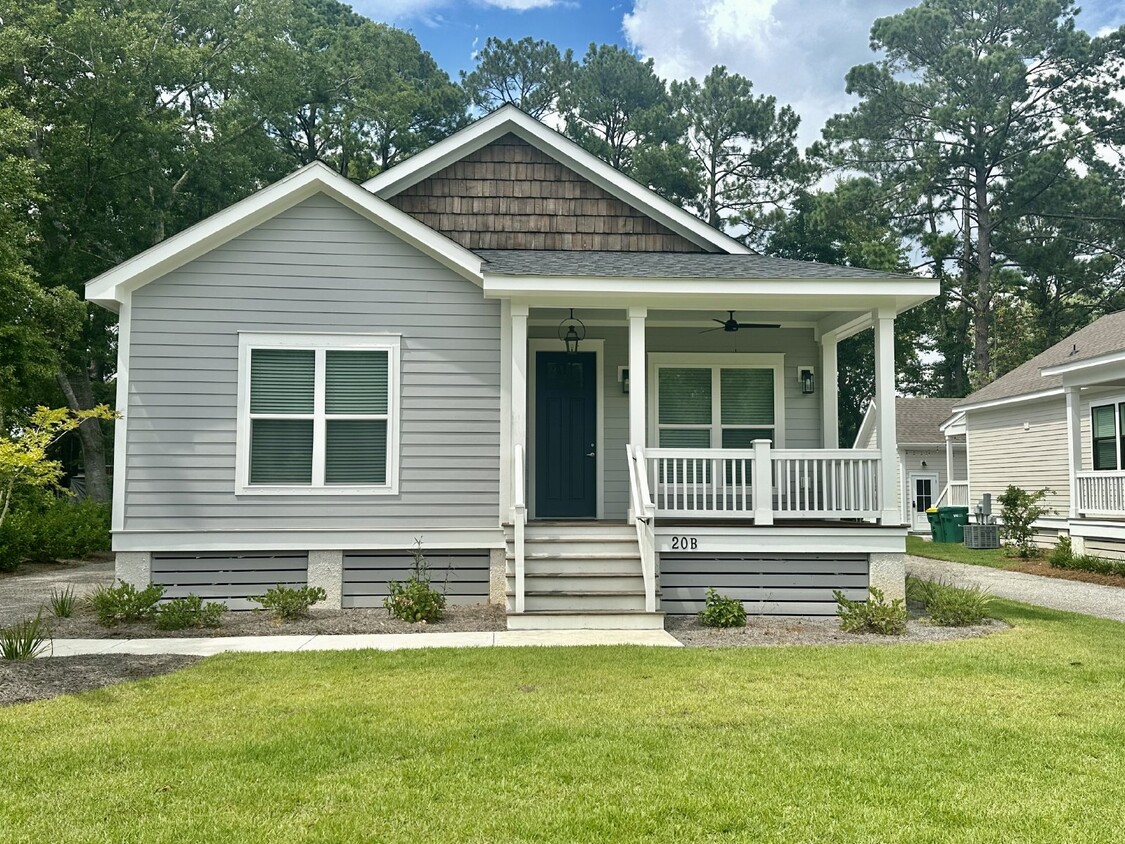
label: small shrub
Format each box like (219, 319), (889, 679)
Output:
(697, 588), (747, 628)
(1051, 550), (1125, 578)
(251, 584), (327, 620)
(384, 539), (446, 624)
(155, 595), (228, 630)
(834, 586), (907, 635)
(997, 485), (1052, 558)
(907, 576), (991, 627)
(1049, 534), (1073, 567)
(0, 518), (26, 572)
(48, 586), (77, 618)
(0, 612), (51, 660)
(89, 582), (165, 626)
(13, 499), (111, 563)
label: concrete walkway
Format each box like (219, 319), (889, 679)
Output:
(0, 560), (114, 625)
(42, 628), (682, 657)
(905, 555), (1125, 623)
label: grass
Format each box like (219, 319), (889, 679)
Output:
(907, 534), (1019, 567)
(3, 602), (1125, 842)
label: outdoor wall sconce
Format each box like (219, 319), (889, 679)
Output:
(620, 367), (630, 394)
(558, 308), (586, 355)
(798, 366), (815, 395)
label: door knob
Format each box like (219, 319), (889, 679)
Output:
(586, 451), (596, 458)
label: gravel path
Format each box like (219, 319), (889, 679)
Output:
(906, 555), (1125, 623)
(0, 559), (114, 626)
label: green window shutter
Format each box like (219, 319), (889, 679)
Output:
(1094, 405), (1119, 470)
(250, 420), (313, 484)
(720, 368), (774, 425)
(325, 420), (387, 484)
(659, 429), (711, 448)
(659, 368), (711, 424)
(326, 350), (388, 415)
(250, 349), (315, 414)
(721, 428), (774, 448)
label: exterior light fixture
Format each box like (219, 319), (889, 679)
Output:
(799, 367), (815, 395)
(621, 367), (630, 394)
(558, 308), (586, 355)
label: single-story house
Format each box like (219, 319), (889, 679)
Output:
(84, 105), (937, 628)
(947, 310), (1125, 558)
(853, 397), (967, 533)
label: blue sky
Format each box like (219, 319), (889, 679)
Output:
(353, 0), (1125, 149)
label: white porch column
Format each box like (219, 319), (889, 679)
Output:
(510, 303), (529, 516)
(820, 331), (839, 448)
(628, 307), (647, 450)
(1065, 384), (1081, 519)
(873, 309), (900, 525)
(945, 433), (955, 483)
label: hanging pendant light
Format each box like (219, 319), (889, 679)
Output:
(558, 308), (586, 355)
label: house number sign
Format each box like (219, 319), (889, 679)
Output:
(669, 536), (699, 550)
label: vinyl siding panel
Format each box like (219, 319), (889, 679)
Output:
(966, 398), (1070, 516)
(122, 193), (500, 541)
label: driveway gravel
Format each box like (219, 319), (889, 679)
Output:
(906, 555), (1125, 623)
(0, 559), (114, 626)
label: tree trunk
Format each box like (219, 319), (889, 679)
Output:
(55, 370), (111, 503)
(973, 169), (993, 383)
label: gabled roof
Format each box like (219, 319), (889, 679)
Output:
(956, 310), (1125, 412)
(364, 105), (750, 256)
(85, 162), (483, 310)
(853, 397), (966, 448)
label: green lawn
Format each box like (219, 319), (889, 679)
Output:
(907, 533), (1021, 567)
(4, 604), (1125, 843)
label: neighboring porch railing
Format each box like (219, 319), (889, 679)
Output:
(512, 443), (526, 613)
(626, 445), (658, 613)
(934, 480), (969, 508)
(1076, 471), (1125, 517)
(640, 441), (882, 522)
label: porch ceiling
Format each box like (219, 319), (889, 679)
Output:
(526, 307), (877, 340)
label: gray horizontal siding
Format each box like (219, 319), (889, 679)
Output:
(151, 552), (309, 610)
(123, 193), (500, 540)
(659, 553), (868, 616)
(342, 550), (490, 607)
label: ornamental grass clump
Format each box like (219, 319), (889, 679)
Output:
(48, 586), (77, 618)
(907, 576), (992, 627)
(384, 539), (446, 624)
(698, 588), (747, 628)
(834, 587), (907, 635)
(0, 612), (51, 660)
(1049, 534), (1125, 578)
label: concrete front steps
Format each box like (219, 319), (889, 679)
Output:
(505, 522), (664, 631)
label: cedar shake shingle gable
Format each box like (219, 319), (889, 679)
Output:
(387, 134), (704, 252)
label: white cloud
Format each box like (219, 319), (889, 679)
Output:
(481, 0), (563, 9)
(352, 0), (560, 23)
(623, 0), (911, 149)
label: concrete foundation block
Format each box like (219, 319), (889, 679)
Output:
(489, 547), (507, 607)
(115, 552), (152, 588)
(868, 552), (906, 602)
(308, 550), (344, 609)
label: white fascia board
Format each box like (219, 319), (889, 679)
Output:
(938, 411), (966, 436)
(364, 105), (750, 255)
(955, 387), (1065, 414)
(85, 162), (483, 308)
(1041, 349), (1125, 377)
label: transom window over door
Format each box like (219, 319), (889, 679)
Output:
(650, 354), (785, 449)
(1092, 401), (1125, 471)
(237, 334), (400, 495)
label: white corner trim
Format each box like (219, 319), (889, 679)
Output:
(955, 387), (1066, 414)
(110, 296), (132, 533)
(235, 332), (402, 496)
(84, 162), (483, 308)
(363, 105), (750, 255)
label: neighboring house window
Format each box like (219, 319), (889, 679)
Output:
(237, 334), (400, 494)
(1092, 401), (1125, 471)
(651, 355), (785, 449)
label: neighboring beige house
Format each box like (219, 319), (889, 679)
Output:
(854, 398), (967, 533)
(948, 311), (1125, 557)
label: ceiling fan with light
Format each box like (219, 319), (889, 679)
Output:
(700, 311), (781, 334)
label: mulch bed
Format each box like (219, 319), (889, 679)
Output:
(0, 655), (200, 706)
(44, 602), (507, 639)
(1004, 560), (1125, 589)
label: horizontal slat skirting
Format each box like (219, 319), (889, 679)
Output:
(341, 550), (490, 608)
(151, 552), (309, 609)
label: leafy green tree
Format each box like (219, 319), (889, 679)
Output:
(461, 37), (573, 118)
(825, 0), (1125, 385)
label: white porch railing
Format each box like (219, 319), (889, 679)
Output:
(935, 481), (969, 507)
(642, 440), (882, 522)
(512, 443), (526, 613)
(626, 445), (658, 612)
(1076, 471), (1125, 516)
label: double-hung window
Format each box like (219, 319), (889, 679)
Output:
(237, 334), (400, 494)
(1091, 400), (1125, 471)
(650, 354), (785, 449)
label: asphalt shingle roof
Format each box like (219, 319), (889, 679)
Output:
(956, 310), (1125, 409)
(896, 397), (964, 444)
(475, 250), (914, 280)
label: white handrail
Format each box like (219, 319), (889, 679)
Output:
(935, 480), (969, 508)
(512, 443), (526, 614)
(627, 445), (658, 613)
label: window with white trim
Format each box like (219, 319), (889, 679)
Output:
(238, 334), (400, 494)
(1091, 400), (1125, 471)
(654, 361), (782, 448)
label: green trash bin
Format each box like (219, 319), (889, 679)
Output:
(938, 506), (970, 544)
(925, 507), (942, 541)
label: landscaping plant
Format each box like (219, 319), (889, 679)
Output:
(1048, 535), (1125, 578)
(906, 576), (992, 627)
(834, 587), (907, 635)
(89, 583), (165, 626)
(11, 498), (111, 563)
(0, 612), (51, 660)
(384, 539), (446, 623)
(698, 588), (747, 628)
(155, 595), (228, 630)
(251, 585), (327, 620)
(48, 586), (77, 618)
(997, 485), (1052, 558)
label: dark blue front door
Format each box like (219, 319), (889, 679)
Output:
(535, 351), (597, 518)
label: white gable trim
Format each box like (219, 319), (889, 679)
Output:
(853, 400), (877, 449)
(955, 387), (1065, 414)
(85, 162), (483, 309)
(363, 104), (750, 256)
